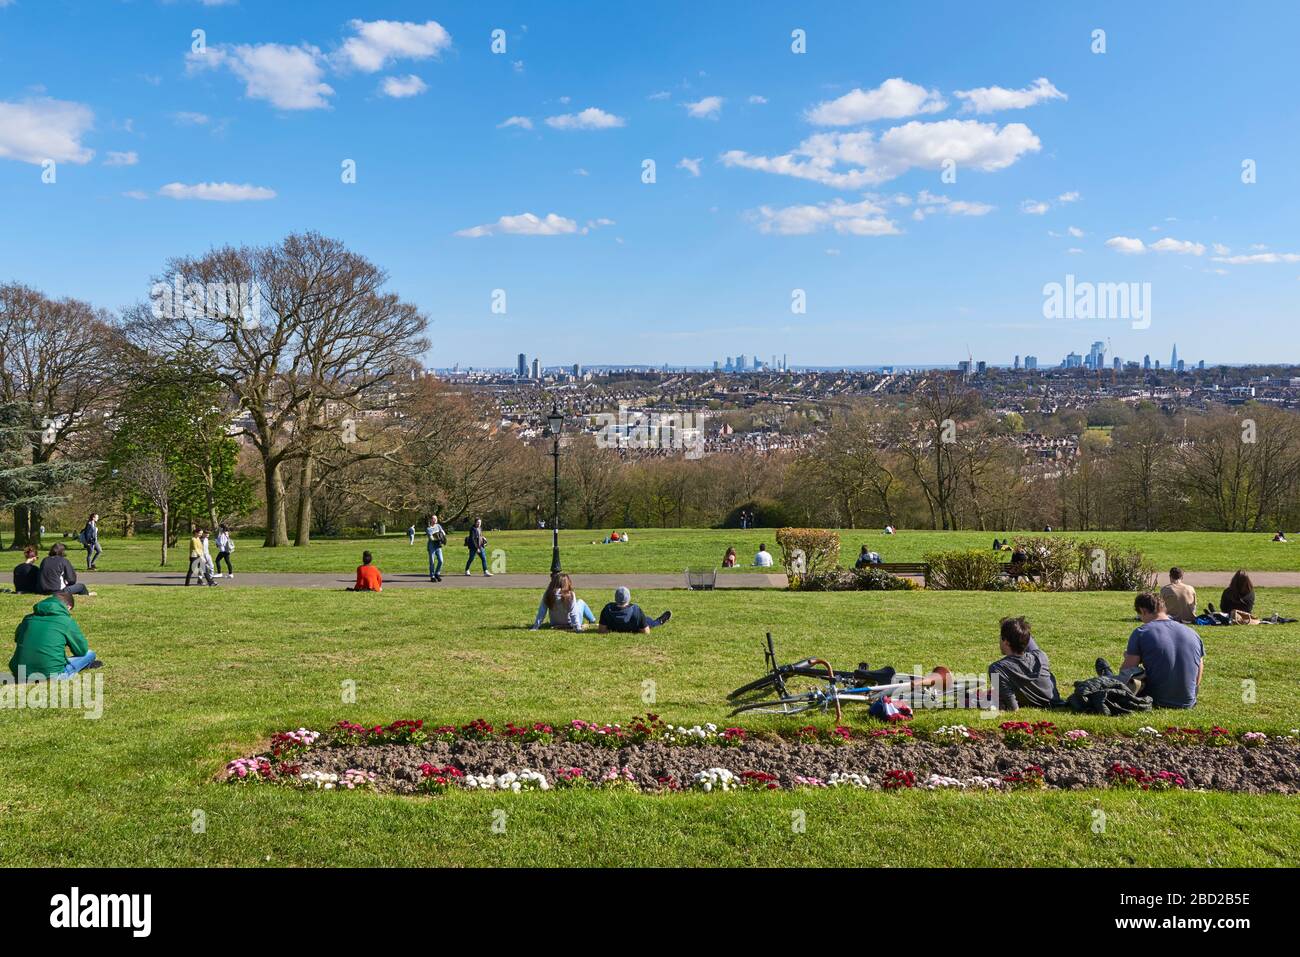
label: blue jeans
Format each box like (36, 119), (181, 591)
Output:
(59, 650), (96, 679)
(427, 542), (444, 577)
(86, 543), (101, 568)
(465, 547), (487, 572)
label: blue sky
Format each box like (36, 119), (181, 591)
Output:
(2, 0), (1298, 368)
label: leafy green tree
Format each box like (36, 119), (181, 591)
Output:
(0, 401), (92, 549)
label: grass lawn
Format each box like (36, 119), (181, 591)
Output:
(20, 527), (1300, 576)
(2, 585), (1298, 867)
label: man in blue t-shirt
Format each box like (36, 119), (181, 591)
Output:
(1099, 592), (1205, 708)
(598, 586), (671, 634)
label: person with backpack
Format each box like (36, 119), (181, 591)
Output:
(426, 514), (447, 582)
(81, 513), (101, 570)
(464, 517), (491, 576)
(214, 524), (234, 578)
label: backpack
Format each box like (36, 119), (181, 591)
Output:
(78, 526), (90, 546)
(431, 526), (446, 547)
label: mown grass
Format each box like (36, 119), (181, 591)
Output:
(22, 527), (1300, 575)
(1, 586), (1298, 867)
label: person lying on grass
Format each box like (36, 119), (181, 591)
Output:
(1097, 592), (1204, 709)
(597, 586), (671, 634)
(988, 616), (1060, 711)
(7, 592), (102, 682)
(530, 572), (597, 631)
(349, 551), (383, 592)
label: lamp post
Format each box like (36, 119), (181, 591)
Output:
(547, 403), (564, 575)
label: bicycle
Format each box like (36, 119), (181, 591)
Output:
(727, 633), (985, 721)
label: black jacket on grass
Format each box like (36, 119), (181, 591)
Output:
(37, 556), (78, 594)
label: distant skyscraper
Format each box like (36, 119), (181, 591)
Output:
(1024, 355), (1038, 370)
(1177, 358), (1185, 372)
(1113, 356), (1121, 370)
(1087, 340), (1105, 370)
(572, 363), (581, 378)
(1065, 352), (1083, 369)
(1014, 354), (1021, 370)
(531, 357), (540, 379)
(976, 360), (987, 375)
(1170, 344), (1178, 368)
(724, 357), (733, 372)
(737, 354), (748, 371)
(517, 353), (527, 377)
(1143, 354), (1151, 370)
(713, 360), (720, 372)
(1198, 359), (1205, 370)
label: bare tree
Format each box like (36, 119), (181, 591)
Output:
(120, 454), (175, 565)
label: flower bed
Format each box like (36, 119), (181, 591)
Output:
(222, 715), (1300, 796)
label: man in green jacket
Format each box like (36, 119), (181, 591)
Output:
(7, 593), (100, 681)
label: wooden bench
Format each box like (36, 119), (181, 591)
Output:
(871, 562), (930, 587)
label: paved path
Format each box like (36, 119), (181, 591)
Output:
(37, 570), (1300, 590)
(75, 571), (791, 590)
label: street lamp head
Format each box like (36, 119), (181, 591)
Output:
(547, 404), (564, 436)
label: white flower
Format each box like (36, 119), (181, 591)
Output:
(827, 772), (870, 789)
(692, 768), (737, 792)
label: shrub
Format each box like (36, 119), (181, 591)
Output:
(776, 528), (840, 586)
(792, 566), (918, 591)
(924, 549), (1003, 590)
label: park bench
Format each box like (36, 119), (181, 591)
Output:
(685, 567), (718, 590)
(873, 562), (930, 587)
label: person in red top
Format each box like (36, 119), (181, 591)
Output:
(350, 551), (383, 592)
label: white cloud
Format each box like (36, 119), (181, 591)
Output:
(748, 95), (768, 105)
(954, 77), (1066, 114)
(497, 115), (533, 130)
(1211, 252), (1300, 264)
(647, 91), (671, 100)
(722, 119), (1039, 188)
(544, 107), (626, 130)
(677, 157), (702, 177)
(172, 111), (211, 125)
(805, 78), (946, 126)
(1067, 247), (1084, 255)
(104, 150), (138, 166)
(751, 197), (900, 236)
(1058, 191), (1080, 203)
(912, 190), (995, 219)
(1020, 199), (1050, 215)
(1067, 226), (1084, 238)
(188, 43), (334, 110)
(1105, 236), (1146, 255)
(379, 74), (428, 98)
(158, 181), (276, 201)
(572, 167), (589, 176)
(455, 212), (580, 237)
(123, 190), (150, 201)
(380, 74), (427, 98)
(1149, 237), (1205, 256)
(684, 96), (724, 119)
(582, 218), (615, 234)
(1212, 243), (1230, 255)
(337, 19), (451, 72)
(0, 97), (94, 164)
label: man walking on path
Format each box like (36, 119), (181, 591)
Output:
(427, 514), (446, 582)
(464, 517), (492, 576)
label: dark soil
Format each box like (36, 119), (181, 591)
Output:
(266, 739), (1300, 794)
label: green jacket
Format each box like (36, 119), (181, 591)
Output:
(8, 596), (89, 679)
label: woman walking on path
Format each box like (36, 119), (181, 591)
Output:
(426, 514), (447, 582)
(82, 513), (101, 570)
(186, 528), (215, 586)
(464, 518), (491, 576)
(214, 524), (234, 578)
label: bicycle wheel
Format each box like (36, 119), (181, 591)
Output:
(727, 665), (839, 703)
(729, 692), (827, 717)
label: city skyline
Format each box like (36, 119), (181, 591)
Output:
(2, 1), (1298, 367)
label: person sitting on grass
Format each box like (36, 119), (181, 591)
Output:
(603, 530), (621, 544)
(350, 551), (383, 592)
(753, 543), (774, 567)
(530, 572), (597, 631)
(597, 586), (671, 634)
(722, 547), (738, 568)
(13, 546), (41, 594)
(7, 592), (102, 681)
(1160, 567), (1197, 623)
(1097, 592), (1204, 709)
(1217, 570), (1256, 618)
(988, 616), (1060, 711)
(1274, 530), (1288, 543)
(38, 543), (92, 596)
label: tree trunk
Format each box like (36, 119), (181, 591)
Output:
(12, 505), (37, 549)
(263, 457), (289, 546)
(294, 453), (315, 546)
(160, 507), (169, 567)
